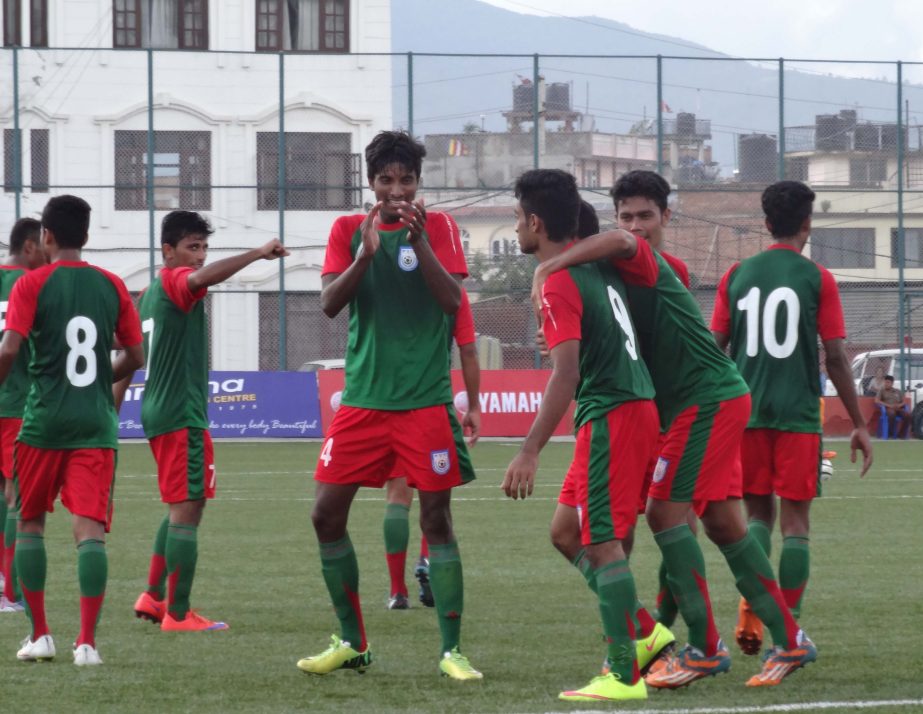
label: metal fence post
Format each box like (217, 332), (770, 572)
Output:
(778, 58), (785, 180)
(532, 53), (540, 170)
(656, 55), (663, 175)
(897, 60), (906, 386)
(407, 51), (414, 135)
(278, 51), (287, 371)
(146, 48), (156, 282)
(12, 46), (21, 219)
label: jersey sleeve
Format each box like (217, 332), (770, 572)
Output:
(817, 266), (846, 341)
(426, 212), (469, 277)
(4, 270), (42, 338)
(322, 216), (358, 276)
(453, 289), (476, 347)
(614, 237), (660, 287)
(111, 276), (143, 347)
(541, 270), (583, 350)
(161, 267), (207, 313)
(710, 264), (738, 334)
(664, 252), (690, 288)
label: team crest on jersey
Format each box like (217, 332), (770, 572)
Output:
(398, 246), (419, 272)
(431, 449), (451, 475)
(652, 457), (670, 484)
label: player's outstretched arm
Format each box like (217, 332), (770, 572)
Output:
(320, 203), (382, 317)
(399, 199), (461, 314)
(531, 229), (637, 312)
(459, 342), (481, 446)
(113, 342), (144, 383)
(824, 337), (872, 476)
(187, 239), (289, 294)
(502, 339), (579, 500)
(0, 331), (23, 387)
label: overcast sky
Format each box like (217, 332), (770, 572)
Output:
(479, 0), (923, 66)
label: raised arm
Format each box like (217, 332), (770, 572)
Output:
(187, 239), (288, 294)
(399, 200), (461, 314)
(320, 204), (382, 317)
(824, 337), (872, 476)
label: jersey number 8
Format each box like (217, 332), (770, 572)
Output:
(66, 315), (98, 387)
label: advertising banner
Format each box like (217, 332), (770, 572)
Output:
(119, 371), (322, 438)
(316, 369), (574, 438)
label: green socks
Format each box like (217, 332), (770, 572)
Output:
(779, 536), (810, 619)
(571, 548), (597, 593)
(654, 559), (678, 626)
(147, 516), (169, 599)
(383, 503), (410, 554)
(76, 539), (108, 647)
(319, 535), (366, 651)
(748, 519), (772, 557)
(165, 523), (198, 620)
(429, 540), (464, 653)
(595, 559), (639, 684)
(654, 524), (720, 655)
(719, 533), (800, 649)
(15, 532), (48, 638)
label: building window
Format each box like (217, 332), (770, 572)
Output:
(785, 156), (809, 182)
(3, 128), (49, 193)
(256, 0), (349, 52)
(810, 227), (875, 269)
(113, 0), (208, 49)
(849, 157), (886, 188)
(30, 0), (47, 46)
(3, 0), (20, 46)
(114, 130), (211, 210)
(256, 132), (360, 210)
(891, 228), (923, 269)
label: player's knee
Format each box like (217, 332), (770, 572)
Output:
(549, 522), (579, 560)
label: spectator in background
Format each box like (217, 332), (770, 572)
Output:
(875, 375), (909, 439)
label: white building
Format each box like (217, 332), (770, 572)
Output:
(1, 0), (392, 369)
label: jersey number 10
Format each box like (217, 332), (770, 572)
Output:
(736, 286), (800, 359)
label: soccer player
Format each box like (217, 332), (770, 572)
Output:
(0, 195), (144, 665)
(382, 286), (480, 610)
(711, 180), (872, 655)
(130, 211), (287, 632)
(532, 171), (816, 689)
(503, 170), (660, 702)
(298, 130), (481, 680)
(0, 218), (46, 613)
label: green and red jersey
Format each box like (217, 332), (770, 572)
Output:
(541, 249), (655, 429)
(660, 249), (690, 288)
(5, 260), (142, 449)
(615, 239), (749, 428)
(138, 266), (209, 438)
(711, 244), (846, 433)
(452, 288), (475, 348)
(0, 265), (32, 417)
(322, 212), (468, 410)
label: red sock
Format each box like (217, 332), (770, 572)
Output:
(419, 536), (429, 559)
(2, 543), (14, 600)
(635, 604), (657, 639)
(386, 551), (408, 596)
(21, 585), (49, 639)
(146, 554), (166, 598)
(77, 594), (105, 647)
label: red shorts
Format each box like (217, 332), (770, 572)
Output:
(316, 405), (474, 492)
(149, 428), (216, 504)
(638, 432), (668, 514)
(14, 442), (116, 530)
(0, 417), (22, 480)
(558, 400), (659, 545)
(648, 394), (750, 516)
(741, 429), (822, 501)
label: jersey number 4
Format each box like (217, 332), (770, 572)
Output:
(736, 286), (800, 359)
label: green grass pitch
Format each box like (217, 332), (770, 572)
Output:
(1, 439), (922, 713)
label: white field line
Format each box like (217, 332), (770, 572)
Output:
(539, 698), (923, 714)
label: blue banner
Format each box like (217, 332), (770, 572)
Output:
(119, 371), (322, 439)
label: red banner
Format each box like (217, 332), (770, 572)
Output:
(316, 369), (574, 437)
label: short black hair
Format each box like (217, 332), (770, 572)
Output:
(610, 170), (671, 212)
(761, 181), (815, 238)
(885, 375), (895, 382)
(41, 195), (91, 249)
(8, 217), (41, 254)
(365, 130), (426, 182)
(514, 169), (580, 243)
(576, 200), (599, 239)
(161, 210), (214, 247)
